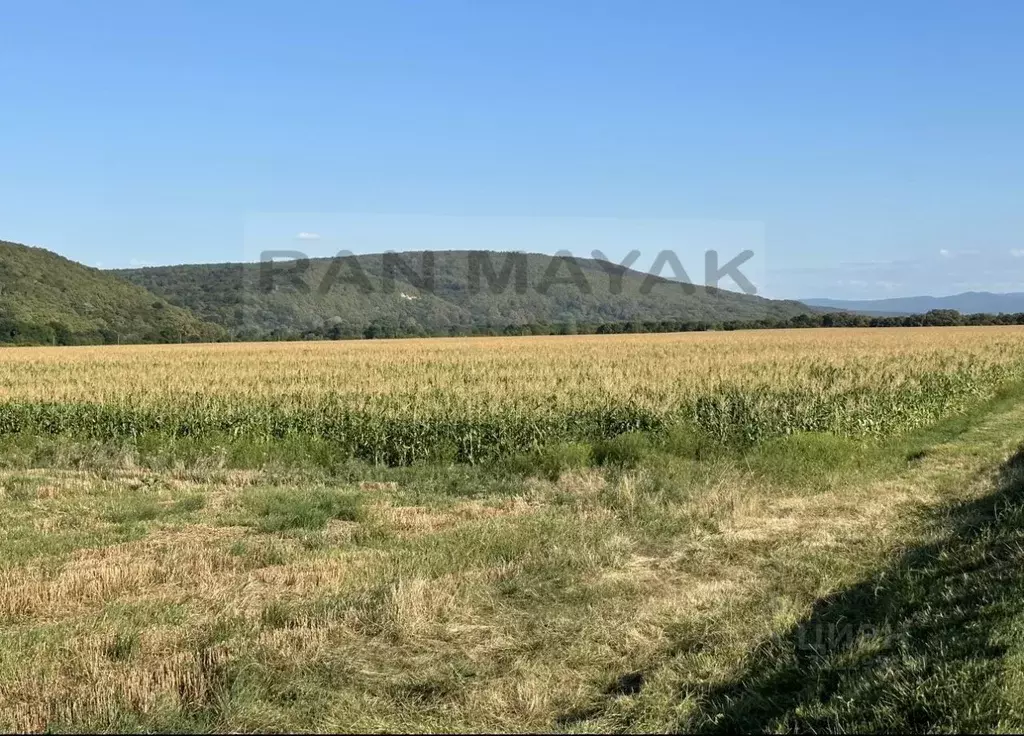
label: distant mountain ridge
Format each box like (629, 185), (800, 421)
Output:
(802, 291), (1024, 316)
(0, 239), (825, 344)
(116, 250), (816, 338)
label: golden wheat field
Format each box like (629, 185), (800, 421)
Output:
(1, 327), (1022, 405)
(0, 328), (1021, 462)
(5, 328), (1024, 732)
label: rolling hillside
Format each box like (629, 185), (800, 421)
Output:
(116, 250), (815, 338)
(0, 240), (225, 344)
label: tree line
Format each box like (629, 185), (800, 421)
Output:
(290, 308), (1024, 341)
(0, 317), (215, 346)
(2, 308), (1022, 347)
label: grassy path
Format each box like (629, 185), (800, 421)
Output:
(666, 389), (1024, 733)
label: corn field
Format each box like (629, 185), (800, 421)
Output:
(0, 327), (1022, 463)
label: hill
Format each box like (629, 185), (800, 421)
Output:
(802, 291), (1024, 316)
(0, 240), (224, 344)
(116, 250), (816, 338)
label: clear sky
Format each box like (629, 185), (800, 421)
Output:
(3, 0), (1024, 299)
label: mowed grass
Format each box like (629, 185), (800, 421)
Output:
(3, 329), (1024, 731)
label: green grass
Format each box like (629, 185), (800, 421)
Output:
(103, 493), (206, 524)
(239, 487), (365, 532)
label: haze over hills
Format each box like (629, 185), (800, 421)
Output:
(0, 240), (224, 344)
(803, 292), (1024, 316)
(116, 250), (816, 338)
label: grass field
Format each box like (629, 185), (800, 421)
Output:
(4, 328), (1024, 732)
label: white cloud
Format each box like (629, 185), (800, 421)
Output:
(295, 232), (321, 241)
(938, 248), (981, 258)
(1010, 249), (1024, 258)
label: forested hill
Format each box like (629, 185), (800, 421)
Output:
(116, 250), (815, 339)
(0, 240), (225, 344)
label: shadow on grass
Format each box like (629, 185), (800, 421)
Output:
(688, 445), (1024, 733)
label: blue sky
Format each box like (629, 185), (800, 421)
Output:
(3, 0), (1024, 299)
